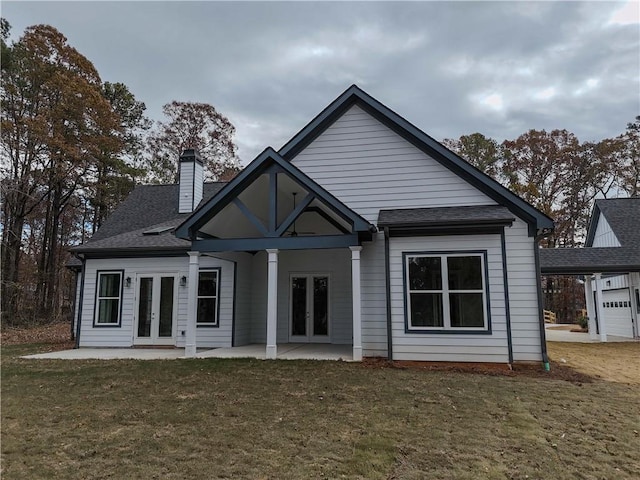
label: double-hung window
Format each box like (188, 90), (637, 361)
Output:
(197, 269), (219, 326)
(405, 253), (488, 332)
(95, 271), (123, 326)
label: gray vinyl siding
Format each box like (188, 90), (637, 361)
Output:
(291, 104), (497, 224)
(591, 213), (621, 247)
(360, 234), (389, 357)
(388, 234), (510, 363)
(504, 219), (542, 361)
(79, 256), (234, 348)
(178, 161), (204, 213)
(249, 249), (353, 345)
(230, 253), (253, 346)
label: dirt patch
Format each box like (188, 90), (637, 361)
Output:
(1, 322), (73, 347)
(362, 356), (594, 384)
(548, 342), (640, 384)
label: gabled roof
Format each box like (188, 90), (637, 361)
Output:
(175, 147), (375, 241)
(585, 198), (640, 247)
(279, 85), (554, 235)
(71, 183), (225, 254)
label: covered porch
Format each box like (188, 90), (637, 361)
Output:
(175, 148), (376, 360)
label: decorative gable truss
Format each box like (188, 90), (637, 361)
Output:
(175, 148), (376, 252)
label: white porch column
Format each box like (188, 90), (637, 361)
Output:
(350, 246), (363, 361)
(584, 276), (598, 340)
(266, 249), (279, 360)
(185, 251), (200, 357)
(594, 273), (607, 342)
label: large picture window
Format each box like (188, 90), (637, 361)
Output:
(95, 271), (123, 326)
(197, 269), (219, 326)
(405, 253), (488, 332)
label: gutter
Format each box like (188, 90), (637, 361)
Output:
(534, 230), (553, 371)
(384, 227), (393, 360)
(74, 254), (86, 349)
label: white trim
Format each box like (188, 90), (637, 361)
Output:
(350, 245), (363, 361)
(94, 271), (123, 325)
(196, 269), (220, 326)
(405, 253), (488, 331)
(185, 252), (200, 357)
(266, 249), (279, 359)
(133, 273), (179, 346)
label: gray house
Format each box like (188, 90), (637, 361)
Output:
(70, 85), (554, 365)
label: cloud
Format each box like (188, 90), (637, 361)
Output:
(3, 1), (638, 161)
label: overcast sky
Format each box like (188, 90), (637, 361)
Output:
(4, 1), (639, 164)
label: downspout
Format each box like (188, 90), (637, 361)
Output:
(384, 227), (393, 360)
(74, 254), (86, 349)
(533, 231), (551, 371)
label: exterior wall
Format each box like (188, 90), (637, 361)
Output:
(249, 248), (353, 345)
(360, 235), (389, 357)
(178, 160), (204, 213)
(388, 234), (510, 363)
(229, 253), (253, 346)
(78, 255), (234, 348)
(591, 214), (621, 247)
(504, 219), (543, 362)
(291, 104), (510, 358)
(292, 104), (497, 223)
(593, 274), (629, 291)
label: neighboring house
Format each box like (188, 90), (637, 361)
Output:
(69, 85), (555, 365)
(540, 198), (640, 341)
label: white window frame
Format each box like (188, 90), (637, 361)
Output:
(405, 252), (489, 332)
(197, 268), (220, 327)
(94, 270), (123, 327)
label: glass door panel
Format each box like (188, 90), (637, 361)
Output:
(137, 277), (153, 338)
(291, 276), (307, 336)
(290, 274), (330, 342)
(158, 277), (174, 337)
(313, 277), (328, 336)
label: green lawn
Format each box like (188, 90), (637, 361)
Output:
(2, 343), (639, 479)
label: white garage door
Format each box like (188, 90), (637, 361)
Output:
(601, 289), (634, 338)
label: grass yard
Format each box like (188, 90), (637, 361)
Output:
(1, 341), (639, 480)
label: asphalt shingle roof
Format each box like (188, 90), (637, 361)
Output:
(70, 182), (225, 254)
(377, 205), (516, 227)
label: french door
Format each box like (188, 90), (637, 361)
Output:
(134, 274), (177, 345)
(289, 274), (330, 343)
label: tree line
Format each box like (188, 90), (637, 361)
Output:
(1, 22), (240, 326)
(2, 21), (637, 327)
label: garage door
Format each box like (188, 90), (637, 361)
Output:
(601, 289), (634, 338)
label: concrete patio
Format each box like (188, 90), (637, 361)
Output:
(21, 344), (353, 361)
(544, 324), (638, 343)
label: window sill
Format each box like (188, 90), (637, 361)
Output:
(196, 323), (219, 328)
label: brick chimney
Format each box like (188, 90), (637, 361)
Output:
(178, 149), (204, 213)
